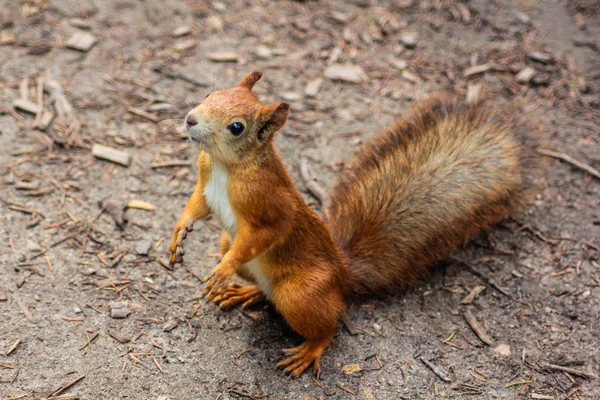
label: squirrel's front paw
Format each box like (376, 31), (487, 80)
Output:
(203, 261), (236, 299)
(168, 224), (193, 267)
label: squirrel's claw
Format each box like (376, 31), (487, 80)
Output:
(277, 339), (329, 378)
(168, 223), (192, 267)
(210, 283), (264, 310)
(202, 261), (236, 297)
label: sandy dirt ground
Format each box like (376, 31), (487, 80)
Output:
(1, 0), (599, 399)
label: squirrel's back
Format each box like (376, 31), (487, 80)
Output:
(324, 96), (534, 296)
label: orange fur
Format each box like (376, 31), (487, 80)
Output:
(169, 72), (532, 377)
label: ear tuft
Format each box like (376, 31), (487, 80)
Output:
(237, 71), (263, 90)
(257, 102), (290, 142)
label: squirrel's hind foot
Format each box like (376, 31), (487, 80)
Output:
(277, 337), (332, 378)
(211, 283), (264, 309)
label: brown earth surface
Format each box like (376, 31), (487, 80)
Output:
(1, 0), (599, 399)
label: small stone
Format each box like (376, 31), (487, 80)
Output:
(401, 70), (419, 83)
(207, 14), (224, 32)
(324, 64), (368, 83)
(162, 319), (178, 332)
(281, 92), (301, 102)
(26, 239), (42, 253)
(359, 388), (377, 400)
(513, 10), (530, 24)
(65, 31), (97, 52)
(255, 45), (272, 59)
(108, 329), (131, 343)
(574, 13), (586, 30)
(337, 109), (353, 121)
(0, 29), (15, 45)
(304, 78), (323, 97)
(341, 363), (361, 375)
(515, 66), (536, 83)
(532, 73), (551, 86)
(74, 307), (83, 314)
(390, 59), (408, 70)
(207, 51), (239, 62)
(135, 239), (152, 255)
(492, 343), (511, 357)
(110, 303), (130, 319)
(582, 290), (591, 298)
(399, 32), (418, 48)
(528, 52), (553, 64)
(373, 323), (382, 334)
(172, 25), (192, 37)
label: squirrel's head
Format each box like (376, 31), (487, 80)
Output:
(185, 71), (290, 164)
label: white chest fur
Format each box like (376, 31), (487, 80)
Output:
(203, 161), (273, 297)
(203, 161), (237, 236)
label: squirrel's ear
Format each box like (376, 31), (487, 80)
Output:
(257, 102), (290, 142)
(237, 71), (263, 90)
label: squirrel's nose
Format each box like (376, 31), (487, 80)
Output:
(186, 114), (198, 127)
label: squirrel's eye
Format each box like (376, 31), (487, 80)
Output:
(228, 122), (245, 136)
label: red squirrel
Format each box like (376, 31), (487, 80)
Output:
(168, 71), (531, 377)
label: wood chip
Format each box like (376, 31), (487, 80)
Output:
(531, 393), (555, 400)
(13, 98), (41, 114)
(172, 25), (192, 37)
(463, 64), (493, 77)
(528, 52), (553, 64)
(464, 310), (493, 345)
(420, 357), (452, 382)
(17, 301), (37, 323)
(516, 66), (536, 83)
(5, 339), (21, 356)
(127, 107), (158, 122)
(542, 363), (598, 379)
(466, 83), (481, 104)
(174, 39), (196, 51)
(92, 144), (131, 167)
(65, 31), (97, 52)
(150, 160), (193, 169)
(38, 111), (55, 130)
(49, 374), (86, 398)
(324, 64), (368, 83)
(127, 200), (156, 211)
(538, 149), (600, 180)
(401, 70), (419, 83)
(46, 79), (83, 147)
(460, 286), (486, 305)
(207, 51), (239, 62)
(304, 78), (323, 98)
(78, 332), (99, 350)
(69, 18), (92, 29)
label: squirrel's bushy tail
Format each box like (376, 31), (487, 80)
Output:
(324, 96), (536, 296)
